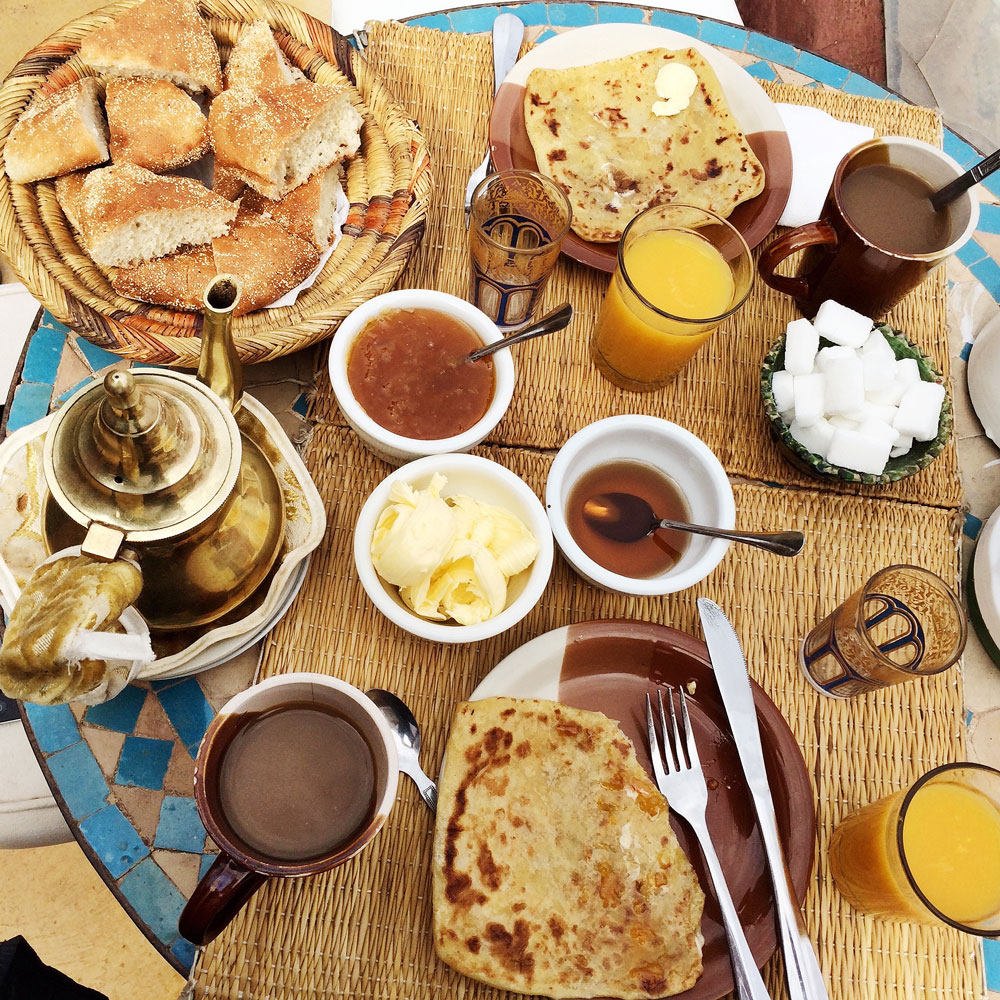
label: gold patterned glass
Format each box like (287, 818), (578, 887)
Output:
(469, 169), (571, 330)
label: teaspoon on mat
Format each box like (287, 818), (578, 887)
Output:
(366, 688), (438, 813)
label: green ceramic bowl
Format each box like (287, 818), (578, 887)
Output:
(760, 324), (953, 485)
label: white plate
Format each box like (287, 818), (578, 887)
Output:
(968, 311), (1000, 447)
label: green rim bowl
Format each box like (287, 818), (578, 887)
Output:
(760, 324), (953, 485)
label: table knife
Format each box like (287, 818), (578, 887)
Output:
(697, 597), (830, 1000)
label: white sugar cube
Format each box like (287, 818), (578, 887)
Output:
(826, 427), (892, 475)
(816, 345), (856, 372)
(823, 354), (865, 414)
(829, 414), (861, 431)
(866, 381), (906, 406)
(863, 350), (896, 391)
(793, 373), (825, 427)
(784, 318), (819, 375)
(862, 402), (899, 426)
(814, 300), (874, 348)
(772, 369), (795, 414)
(890, 435), (913, 458)
(862, 330), (896, 361)
(895, 357), (922, 387)
(859, 417), (900, 446)
(894, 380), (946, 441)
(789, 417), (834, 460)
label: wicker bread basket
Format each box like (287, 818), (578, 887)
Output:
(0, 0), (432, 365)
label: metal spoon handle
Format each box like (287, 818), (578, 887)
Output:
(466, 303), (573, 361)
(657, 519), (804, 557)
(930, 147), (1000, 211)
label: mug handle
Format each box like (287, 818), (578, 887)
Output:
(757, 221), (839, 300)
(178, 852), (266, 946)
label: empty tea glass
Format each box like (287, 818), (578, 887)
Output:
(799, 564), (966, 697)
(468, 169), (571, 330)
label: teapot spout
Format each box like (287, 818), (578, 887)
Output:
(198, 274), (244, 413)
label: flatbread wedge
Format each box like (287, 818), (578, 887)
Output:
(524, 48), (765, 242)
(432, 697), (704, 999)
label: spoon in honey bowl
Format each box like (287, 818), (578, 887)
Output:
(583, 492), (805, 557)
(366, 688), (438, 813)
(464, 302), (573, 362)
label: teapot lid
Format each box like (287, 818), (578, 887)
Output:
(42, 368), (242, 542)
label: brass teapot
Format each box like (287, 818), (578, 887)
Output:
(40, 276), (285, 631)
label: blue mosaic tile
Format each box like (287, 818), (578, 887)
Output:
(596, 4), (644, 21)
(648, 10), (698, 35)
(84, 684), (147, 734)
(943, 130), (981, 169)
(154, 796), (206, 853)
(199, 852), (219, 879)
(24, 702), (79, 753)
(961, 341), (973, 362)
(47, 741), (109, 819)
(56, 378), (93, 405)
(37, 313), (71, 336)
(977, 203), (1000, 235)
(500, 2), (546, 20)
(548, 3), (597, 26)
(448, 6), (500, 31)
(745, 60), (778, 81)
(120, 859), (186, 945)
(745, 30), (798, 66)
(21, 327), (65, 384)
(534, 27), (556, 41)
(409, 13), (451, 30)
(966, 708), (975, 726)
(970, 256), (1000, 302)
(170, 937), (195, 972)
(842, 74), (889, 99)
(157, 677), (214, 754)
(983, 170), (1000, 200)
(794, 51), (850, 88)
(956, 238), (988, 268)
(292, 393), (309, 417)
(985, 937), (1000, 991)
(116, 735), (173, 790)
(73, 337), (124, 374)
(697, 20), (746, 51)
(79, 804), (149, 879)
(6, 382), (52, 433)
(964, 513), (983, 539)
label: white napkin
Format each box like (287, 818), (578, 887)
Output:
(776, 104), (875, 228)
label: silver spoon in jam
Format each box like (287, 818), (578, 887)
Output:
(583, 492), (805, 557)
(464, 303), (573, 362)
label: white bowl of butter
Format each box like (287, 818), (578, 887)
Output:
(354, 454), (554, 642)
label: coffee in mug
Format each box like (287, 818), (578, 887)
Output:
(178, 674), (399, 946)
(758, 137), (979, 319)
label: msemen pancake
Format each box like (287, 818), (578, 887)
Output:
(432, 697), (704, 999)
(524, 48), (764, 242)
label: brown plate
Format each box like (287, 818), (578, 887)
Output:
(470, 618), (815, 1000)
(489, 23), (792, 272)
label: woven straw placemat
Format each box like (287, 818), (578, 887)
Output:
(195, 22), (978, 1000)
(308, 24), (960, 508)
(194, 426), (975, 1000)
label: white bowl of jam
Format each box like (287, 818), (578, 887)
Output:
(329, 289), (515, 465)
(545, 416), (735, 595)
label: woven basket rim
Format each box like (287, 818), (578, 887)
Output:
(0, 0), (433, 365)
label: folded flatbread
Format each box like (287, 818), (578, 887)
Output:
(524, 47), (765, 242)
(432, 697), (704, 999)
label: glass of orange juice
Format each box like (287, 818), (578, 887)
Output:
(591, 204), (753, 391)
(829, 763), (1000, 933)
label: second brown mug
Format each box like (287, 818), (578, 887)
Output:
(758, 136), (979, 320)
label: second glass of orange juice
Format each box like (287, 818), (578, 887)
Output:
(591, 204), (753, 391)
(829, 762), (1000, 934)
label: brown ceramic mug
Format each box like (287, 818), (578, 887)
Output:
(178, 673), (399, 946)
(758, 137), (979, 319)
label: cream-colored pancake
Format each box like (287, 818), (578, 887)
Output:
(524, 47), (765, 242)
(432, 697), (704, 999)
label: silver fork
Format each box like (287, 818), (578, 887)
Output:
(645, 689), (773, 1000)
(463, 14), (525, 225)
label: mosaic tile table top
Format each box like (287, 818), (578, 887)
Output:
(4, 5), (1000, 991)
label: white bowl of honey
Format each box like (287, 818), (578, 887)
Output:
(329, 289), (515, 466)
(545, 416), (735, 595)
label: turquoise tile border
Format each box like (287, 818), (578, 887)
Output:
(971, 257), (1000, 301)
(978, 203), (1000, 235)
(596, 3), (644, 21)
(745, 29), (798, 66)
(7, 382), (52, 432)
(449, 5), (501, 30)
(548, 2), (597, 25)
(842, 73), (890, 99)
(794, 51), (850, 89)
(648, 10), (698, 34)
(987, 939), (1000, 991)
(24, 703), (80, 753)
(697, 20), (746, 50)
(79, 805), (150, 879)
